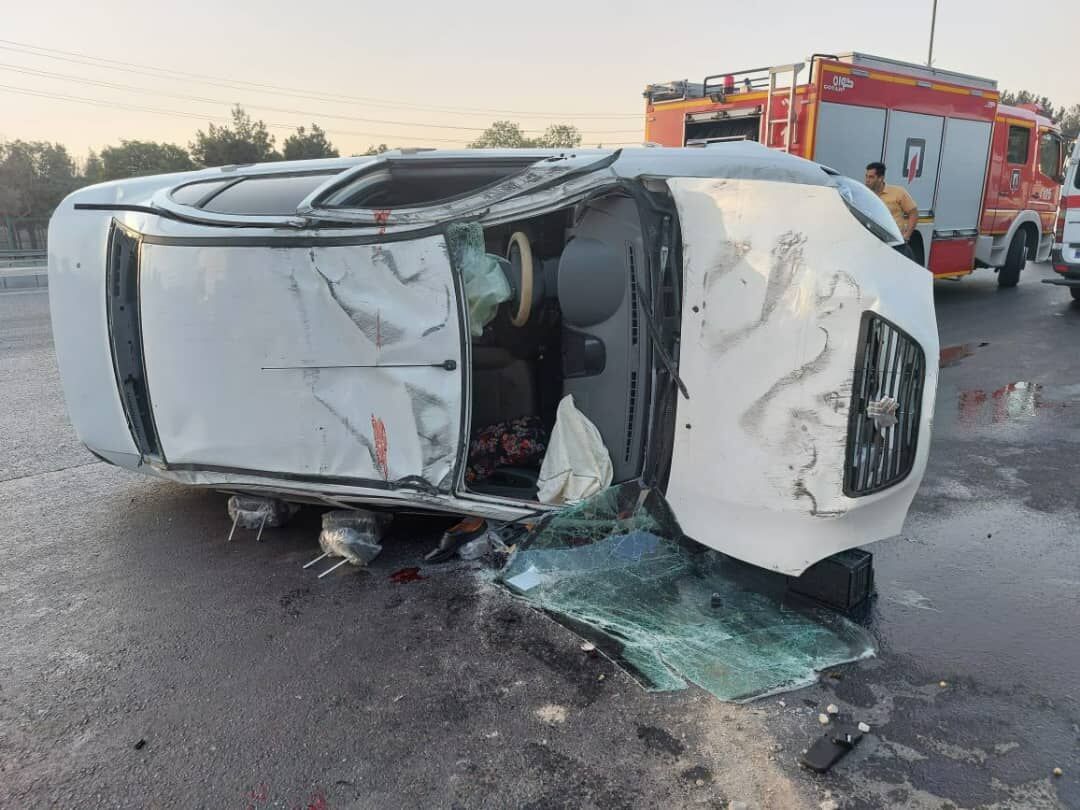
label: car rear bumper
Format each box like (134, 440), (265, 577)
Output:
(1042, 251), (1080, 285)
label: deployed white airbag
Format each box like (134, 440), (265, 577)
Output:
(538, 395), (614, 504)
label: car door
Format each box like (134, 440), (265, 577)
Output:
(135, 153), (619, 494)
(136, 231), (465, 492)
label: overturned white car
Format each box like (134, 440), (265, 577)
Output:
(48, 144), (937, 575)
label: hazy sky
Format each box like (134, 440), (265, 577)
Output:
(2, 0), (1076, 162)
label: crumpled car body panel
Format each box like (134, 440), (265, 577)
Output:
(664, 178), (938, 574)
(139, 236), (462, 489)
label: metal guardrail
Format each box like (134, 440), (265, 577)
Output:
(0, 250), (47, 269)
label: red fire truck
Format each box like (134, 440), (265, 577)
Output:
(644, 53), (1066, 286)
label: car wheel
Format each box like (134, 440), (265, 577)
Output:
(998, 230), (1027, 288)
(1071, 287), (1080, 302)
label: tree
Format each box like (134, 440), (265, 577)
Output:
(82, 150), (105, 185)
(1000, 89), (1058, 118)
(468, 121), (531, 149)
(468, 120), (582, 149)
(1058, 104), (1080, 144)
(0, 140), (81, 217)
(362, 143), (390, 156)
(99, 140), (194, 180)
(190, 105), (280, 167)
(533, 124), (582, 149)
(1000, 89), (1080, 146)
(282, 124), (339, 161)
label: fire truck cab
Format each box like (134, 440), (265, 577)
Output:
(644, 52), (1065, 287)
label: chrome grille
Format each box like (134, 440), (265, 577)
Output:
(844, 313), (925, 497)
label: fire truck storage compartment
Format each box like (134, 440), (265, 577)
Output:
(684, 111), (761, 146)
(813, 102), (992, 230)
(934, 118), (993, 231)
(882, 111), (944, 213)
(812, 103), (886, 180)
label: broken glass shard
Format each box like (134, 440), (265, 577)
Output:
(499, 482), (875, 702)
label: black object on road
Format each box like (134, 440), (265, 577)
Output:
(788, 549), (875, 612)
(800, 722), (864, 773)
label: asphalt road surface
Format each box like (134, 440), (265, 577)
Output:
(1, 264), (1078, 810)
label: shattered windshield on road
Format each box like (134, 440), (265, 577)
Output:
(499, 482), (875, 702)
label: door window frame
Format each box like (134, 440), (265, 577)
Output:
(1006, 124), (1032, 166)
(1037, 128), (1063, 181)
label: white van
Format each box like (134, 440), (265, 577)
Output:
(1047, 138), (1080, 298)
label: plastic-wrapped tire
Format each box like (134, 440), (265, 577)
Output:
(998, 230), (1027, 288)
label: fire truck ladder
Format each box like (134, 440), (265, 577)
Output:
(763, 62), (804, 153)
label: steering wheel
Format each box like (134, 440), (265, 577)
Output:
(507, 231), (534, 327)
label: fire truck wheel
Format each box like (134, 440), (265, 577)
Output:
(998, 230), (1028, 288)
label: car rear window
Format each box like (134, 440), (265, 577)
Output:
(199, 173), (338, 215)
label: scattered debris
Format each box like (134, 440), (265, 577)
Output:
(425, 517), (486, 563)
(887, 588), (940, 612)
(939, 680), (948, 688)
(1054, 767), (1064, 778)
(534, 704), (568, 725)
(939, 342), (989, 369)
(133, 739), (146, 750)
(389, 567), (425, 584)
(580, 642), (597, 656)
(226, 495), (298, 542)
(857, 722), (871, 734)
(801, 722), (865, 773)
(503, 564), (543, 593)
(826, 704), (839, 716)
(306, 509), (389, 578)
(711, 592), (723, 608)
(818, 713), (831, 726)
(392, 694), (405, 703)
(458, 533), (493, 561)
(680, 765), (714, 786)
